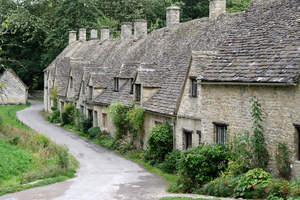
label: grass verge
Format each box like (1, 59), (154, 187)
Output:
(160, 198), (208, 200)
(0, 104), (78, 196)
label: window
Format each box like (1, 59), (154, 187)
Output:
(293, 124), (300, 160)
(192, 79), (197, 97)
(183, 129), (192, 150)
(214, 123), (228, 145)
(88, 109), (93, 120)
(114, 77), (119, 92)
(80, 105), (84, 114)
(130, 78), (134, 94)
(82, 80), (85, 94)
(135, 84), (141, 101)
(89, 86), (93, 100)
(60, 101), (65, 112)
(70, 76), (73, 88)
(103, 113), (107, 128)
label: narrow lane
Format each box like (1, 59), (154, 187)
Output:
(0, 100), (169, 200)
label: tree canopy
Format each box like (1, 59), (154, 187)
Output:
(0, 0), (251, 90)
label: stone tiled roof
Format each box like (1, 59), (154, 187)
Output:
(0, 69), (28, 89)
(118, 63), (139, 78)
(90, 73), (111, 89)
(56, 57), (71, 97)
(70, 61), (84, 96)
(46, 11), (242, 115)
(137, 68), (166, 88)
(198, 0), (300, 84)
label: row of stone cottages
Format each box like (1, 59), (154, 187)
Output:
(44, 0), (300, 176)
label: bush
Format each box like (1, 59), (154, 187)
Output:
(98, 135), (114, 148)
(46, 110), (61, 123)
(96, 130), (109, 140)
(275, 141), (291, 180)
(87, 127), (101, 139)
(147, 123), (173, 161)
(170, 144), (229, 193)
(198, 178), (233, 197)
(115, 136), (135, 155)
(234, 168), (272, 198)
(61, 103), (76, 125)
(82, 117), (93, 134)
(56, 145), (69, 170)
(160, 149), (181, 174)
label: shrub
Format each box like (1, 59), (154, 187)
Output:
(98, 135), (114, 148)
(266, 178), (292, 199)
(46, 110), (61, 123)
(87, 127), (101, 139)
(61, 103), (76, 125)
(147, 123), (173, 161)
(198, 177), (233, 197)
(107, 102), (128, 138)
(160, 149), (181, 174)
(275, 141), (291, 180)
(234, 168), (272, 198)
(171, 144), (229, 193)
(82, 117), (93, 134)
(96, 130), (109, 140)
(56, 145), (69, 170)
(115, 135), (135, 155)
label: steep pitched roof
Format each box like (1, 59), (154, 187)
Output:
(56, 57), (71, 96)
(198, 0), (300, 84)
(0, 69), (29, 89)
(70, 61), (84, 96)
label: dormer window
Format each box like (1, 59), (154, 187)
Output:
(89, 85), (93, 100)
(130, 78), (134, 94)
(114, 77), (119, 92)
(135, 83), (141, 101)
(189, 76), (197, 98)
(82, 80), (85, 94)
(70, 76), (73, 88)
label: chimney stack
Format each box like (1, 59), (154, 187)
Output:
(209, 0), (226, 20)
(90, 27), (98, 40)
(121, 22), (132, 40)
(166, 6), (180, 28)
(69, 31), (76, 44)
(134, 19), (147, 40)
(101, 26), (110, 41)
(79, 28), (86, 42)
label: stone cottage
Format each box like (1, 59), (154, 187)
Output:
(0, 68), (28, 105)
(178, 0), (300, 175)
(44, 0), (300, 174)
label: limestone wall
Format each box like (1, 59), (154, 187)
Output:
(93, 104), (116, 138)
(200, 84), (300, 176)
(0, 70), (28, 105)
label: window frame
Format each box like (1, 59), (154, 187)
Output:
(293, 124), (300, 160)
(191, 78), (197, 97)
(135, 83), (141, 102)
(213, 122), (228, 145)
(82, 80), (86, 94)
(70, 76), (73, 88)
(102, 113), (107, 128)
(183, 129), (193, 150)
(130, 78), (134, 94)
(114, 77), (119, 92)
(89, 85), (93, 100)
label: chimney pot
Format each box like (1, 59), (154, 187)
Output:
(166, 6), (180, 28)
(121, 22), (132, 40)
(69, 31), (77, 44)
(90, 27), (98, 40)
(209, 0), (226, 20)
(101, 26), (110, 41)
(134, 19), (147, 40)
(79, 28), (86, 42)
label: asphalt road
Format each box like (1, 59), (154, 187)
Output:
(0, 100), (171, 200)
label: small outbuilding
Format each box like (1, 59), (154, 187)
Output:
(0, 68), (28, 105)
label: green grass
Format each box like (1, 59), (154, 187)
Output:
(0, 104), (78, 196)
(160, 198), (208, 200)
(0, 103), (31, 129)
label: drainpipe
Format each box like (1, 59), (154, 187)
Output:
(196, 81), (297, 86)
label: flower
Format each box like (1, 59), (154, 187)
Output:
(124, 122), (126, 125)
(238, 150), (240, 152)
(242, 145), (245, 148)
(233, 153), (235, 155)
(245, 166), (248, 168)
(120, 115), (122, 117)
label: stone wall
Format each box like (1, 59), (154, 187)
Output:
(200, 83), (300, 177)
(29, 90), (44, 99)
(0, 70), (28, 105)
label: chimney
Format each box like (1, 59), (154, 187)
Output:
(209, 0), (226, 20)
(69, 31), (76, 44)
(90, 27), (98, 40)
(79, 28), (86, 42)
(121, 22), (132, 40)
(101, 26), (110, 41)
(166, 6), (180, 28)
(134, 19), (147, 40)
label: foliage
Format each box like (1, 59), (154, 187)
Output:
(107, 102), (128, 137)
(275, 141), (291, 180)
(0, 138), (32, 184)
(227, 0), (251, 13)
(171, 144), (229, 193)
(115, 135), (135, 155)
(82, 117), (93, 134)
(159, 149), (181, 174)
(96, 130), (110, 140)
(97, 135), (114, 149)
(197, 177), (234, 197)
(61, 103), (76, 126)
(56, 145), (69, 170)
(0, 112), (4, 131)
(249, 96), (269, 169)
(147, 122), (173, 161)
(50, 86), (58, 108)
(87, 126), (101, 139)
(234, 168), (272, 198)
(46, 110), (61, 123)
(126, 107), (144, 133)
